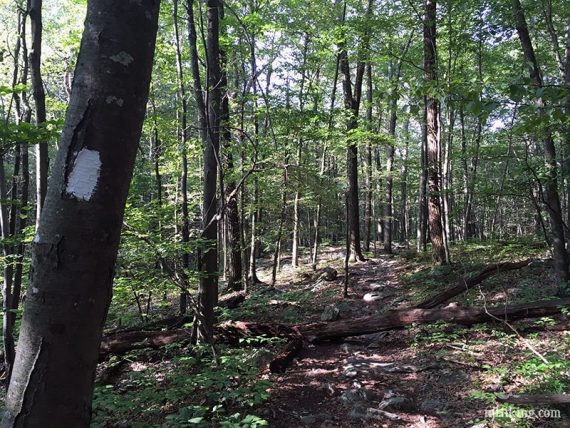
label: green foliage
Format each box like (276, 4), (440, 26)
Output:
(92, 345), (271, 427)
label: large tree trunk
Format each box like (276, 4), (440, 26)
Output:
(338, 0), (369, 262)
(2, 1), (159, 425)
(512, 0), (569, 291)
(28, 0), (48, 226)
(198, 0), (222, 340)
(424, 0), (447, 264)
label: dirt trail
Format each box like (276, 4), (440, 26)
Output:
(257, 255), (484, 427)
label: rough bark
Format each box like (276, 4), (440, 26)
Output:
(197, 0), (223, 340)
(2, 1), (160, 425)
(424, 0), (447, 264)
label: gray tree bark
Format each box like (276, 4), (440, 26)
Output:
(2, 0), (160, 425)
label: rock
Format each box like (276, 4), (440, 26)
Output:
(339, 385), (373, 405)
(321, 304), (340, 322)
(379, 396), (414, 412)
(419, 399), (448, 414)
(300, 415), (318, 424)
(343, 367), (358, 378)
(366, 408), (401, 421)
(363, 291), (394, 302)
(367, 283), (387, 290)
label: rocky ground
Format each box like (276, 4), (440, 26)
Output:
(243, 247), (569, 428)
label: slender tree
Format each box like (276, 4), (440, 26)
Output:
(28, 0), (48, 226)
(512, 0), (569, 290)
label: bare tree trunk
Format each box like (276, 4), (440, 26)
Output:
(417, 100), (428, 251)
(399, 118), (410, 243)
(424, 0), (447, 264)
(198, 0), (222, 339)
(28, 0), (48, 227)
(173, 0), (190, 314)
(291, 34), (309, 268)
(312, 51), (340, 268)
(338, 0), (370, 262)
(384, 32), (413, 253)
(3, 1), (159, 424)
(512, 0), (569, 291)
(363, 62), (373, 252)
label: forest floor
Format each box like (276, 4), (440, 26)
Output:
(6, 241), (567, 427)
(240, 243), (570, 428)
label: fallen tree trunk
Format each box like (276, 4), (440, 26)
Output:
(416, 259), (532, 309)
(497, 394), (570, 405)
(99, 298), (570, 360)
(99, 321), (298, 361)
(299, 298), (570, 342)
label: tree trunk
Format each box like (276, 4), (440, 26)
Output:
(3, 1), (159, 425)
(173, 0), (190, 314)
(198, 0), (222, 340)
(302, 297), (570, 342)
(363, 62), (373, 252)
(399, 118), (410, 243)
(512, 0), (569, 291)
(28, 0), (48, 227)
(338, 0), (368, 262)
(417, 102), (428, 252)
(424, 0), (447, 264)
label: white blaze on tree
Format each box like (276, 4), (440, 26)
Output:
(66, 149), (101, 201)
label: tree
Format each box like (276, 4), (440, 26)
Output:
(2, 0), (160, 425)
(197, 0), (222, 340)
(28, 0), (48, 226)
(512, 0), (568, 291)
(424, 0), (448, 264)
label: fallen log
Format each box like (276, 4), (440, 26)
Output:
(99, 329), (193, 361)
(416, 259), (532, 309)
(497, 394), (570, 405)
(299, 298), (570, 342)
(99, 298), (570, 363)
(269, 338), (303, 373)
(99, 321), (298, 361)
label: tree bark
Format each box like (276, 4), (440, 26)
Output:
(28, 0), (48, 227)
(512, 0), (569, 291)
(301, 297), (570, 342)
(338, 0), (370, 262)
(198, 0), (222, 340)
(424, 0), (447, 264)
(173, 0), (191, 313)
(3, 1), (159, 425)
